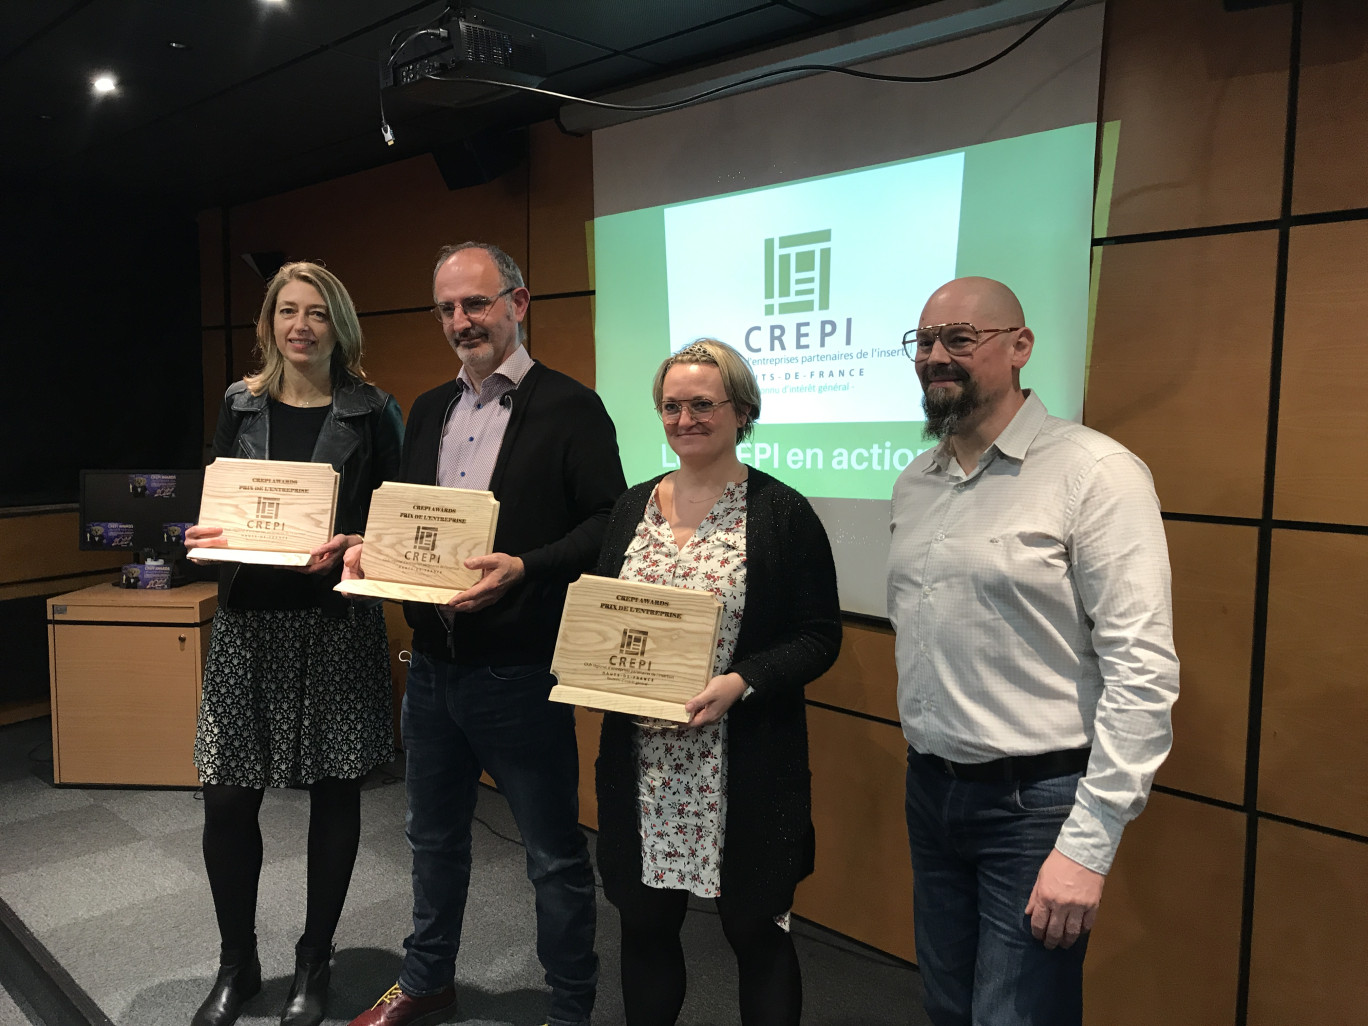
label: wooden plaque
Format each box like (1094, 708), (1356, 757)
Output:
(187, 457), (339, 566)
(333, 482), (499, 603)
(549, 575), (723, 723)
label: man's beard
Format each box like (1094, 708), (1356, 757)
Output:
(922, 376), (982, 439)
(449, 327), (491, 366)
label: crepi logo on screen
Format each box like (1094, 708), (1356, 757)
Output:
(764, 230), (831, 316)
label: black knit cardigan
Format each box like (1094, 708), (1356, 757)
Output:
(593, 469), (842, 915)
(398, 361), (626, 666)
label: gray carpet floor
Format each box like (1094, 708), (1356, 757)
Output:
(0, 717), (924, 1026)
(0, 984), (35, 1026)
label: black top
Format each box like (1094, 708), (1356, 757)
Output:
(594, 469), (842, 916)
(210, 376), (404, 614)
(399, 360), (627, 666)
(228, 401), (331, 610)
(267, 400), (330, 461)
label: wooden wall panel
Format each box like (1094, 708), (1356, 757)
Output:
(805, 621), (897, 722)
(526, 296), (596, 389)
(1260, 530), (1368, 836)
(382, 600), (408, 747)
(575, 708), (603, 831)
(1085, 6), (1368, 1021)
(202, 328), (228, 455)
(227, 155), (529, 324)
(0, 700), (50, 726)
(1275, 221), (1368, 526)
(0, 514), (123, 585)
(198, 208), (224, 328)
(1087, 233), (1277, 517)
(227, 327), (257, 397)
(0, 573), (121, 605)
(795, 706), (915, 962)
(355, 312), (453, 419)
(1293, 0), (1368, 214)
(1156, 522), (1256, 804)
(528, 121), (593, 296)
(198, 328), (259, 453)
(1099, 0), (1289, 236)
(1248, 819), (1368, 1025)
(1084, 793), (1244, 1026)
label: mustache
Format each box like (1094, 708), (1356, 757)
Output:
(452, 327), (488, 343)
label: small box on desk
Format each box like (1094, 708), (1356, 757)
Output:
(120, 562), (172, 589)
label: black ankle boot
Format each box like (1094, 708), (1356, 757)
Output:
(279, 946), (332, 1026)
(191, 949), (261, 1026)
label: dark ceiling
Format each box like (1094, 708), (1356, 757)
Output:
(0, 0), (936, 211)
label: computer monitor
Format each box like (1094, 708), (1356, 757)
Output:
(78, 469), (206, 584)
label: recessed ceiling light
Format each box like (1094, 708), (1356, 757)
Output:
(168, 40), (190, 50)
(91, 74), (117, 95)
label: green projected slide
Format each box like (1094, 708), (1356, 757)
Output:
(595, 122), (1096, 500)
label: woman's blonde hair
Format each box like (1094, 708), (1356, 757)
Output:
(651, 338), (761, 443)
(244, 261), (366, 397)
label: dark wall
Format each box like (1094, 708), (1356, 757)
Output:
(0, 184), (202, 507)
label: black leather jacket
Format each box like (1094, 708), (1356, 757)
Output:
(210, 374), (404, 611)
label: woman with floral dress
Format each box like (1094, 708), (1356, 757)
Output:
(594, 338), (841, 1026)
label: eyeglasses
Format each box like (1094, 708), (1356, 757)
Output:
(902, 323), (1023, 360)
(656, 398), (732, 423)
(432, 285), (518, 323)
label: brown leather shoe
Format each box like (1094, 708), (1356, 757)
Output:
(346, 983), (456, 1026)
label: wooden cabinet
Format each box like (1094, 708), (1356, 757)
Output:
(47, 581), (216, 786)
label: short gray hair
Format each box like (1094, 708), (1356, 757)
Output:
(432, 241), (525, 293)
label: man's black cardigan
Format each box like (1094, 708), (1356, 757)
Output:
(399, 360), (626, 666)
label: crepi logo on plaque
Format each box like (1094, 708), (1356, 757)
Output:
(406, 525), (441, 563)
(620, 628), (648, 656)
(255, 497), (280, 521)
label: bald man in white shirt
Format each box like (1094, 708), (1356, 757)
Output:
(886, 277), (1179, 1026)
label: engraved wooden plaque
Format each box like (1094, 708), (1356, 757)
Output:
(549, 575), (723, 723)
(333, 482), (499, 603)
(187, 457), (338, 566)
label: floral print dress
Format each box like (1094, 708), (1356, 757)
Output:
(619, 479), (747, 897)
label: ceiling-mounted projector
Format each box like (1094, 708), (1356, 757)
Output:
(380, 7), (547, 109)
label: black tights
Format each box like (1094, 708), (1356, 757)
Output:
(615, 881), (802, 1026)
(201, 777), (362, 960)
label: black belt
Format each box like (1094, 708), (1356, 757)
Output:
(913, 746), (1091, 783)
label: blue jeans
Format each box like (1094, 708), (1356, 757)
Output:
(398, 651), (598, 1026)
(904, 748), (1089, 1026)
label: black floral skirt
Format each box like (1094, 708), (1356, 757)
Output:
(194, 603), (394, 788)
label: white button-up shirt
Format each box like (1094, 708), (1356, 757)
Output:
(887, 390), (1179, 873)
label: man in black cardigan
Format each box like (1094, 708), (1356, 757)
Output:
(346, 243), (625, 1026)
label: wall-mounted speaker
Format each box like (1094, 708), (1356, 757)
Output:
(431, 127), (527, 190)
(241, 251), (288, 280)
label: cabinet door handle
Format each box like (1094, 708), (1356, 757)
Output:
(178, 634), (187, 643)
